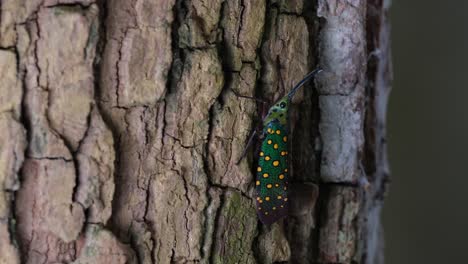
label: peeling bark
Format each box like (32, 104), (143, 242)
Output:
(0, 0), (392, 263)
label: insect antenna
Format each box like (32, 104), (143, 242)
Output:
(287, 67), (323, 99)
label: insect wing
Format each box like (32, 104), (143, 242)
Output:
(255, 122), (289, 225)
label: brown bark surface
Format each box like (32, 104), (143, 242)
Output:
(0, 0), (391, 263)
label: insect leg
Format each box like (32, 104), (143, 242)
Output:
(236, 129), (258, 165)
(232, 90), (268, 104)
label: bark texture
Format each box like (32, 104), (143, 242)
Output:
(0, 0), (392, 263)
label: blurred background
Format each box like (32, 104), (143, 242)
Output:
(384, 0), (468, 263)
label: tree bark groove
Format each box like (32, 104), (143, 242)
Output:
(0, 0), (392, 263)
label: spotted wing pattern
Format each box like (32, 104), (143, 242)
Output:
(255, 121), (289, 225)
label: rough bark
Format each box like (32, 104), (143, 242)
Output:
(0, 0), (392, 263)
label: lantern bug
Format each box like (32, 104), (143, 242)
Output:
(237, 68), (322, 225)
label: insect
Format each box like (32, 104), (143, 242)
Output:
(238, 68), (322, 225)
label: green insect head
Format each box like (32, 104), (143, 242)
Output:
(262, 97), (290, 127)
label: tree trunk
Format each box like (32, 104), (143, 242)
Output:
(0, 0), (391, 263)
